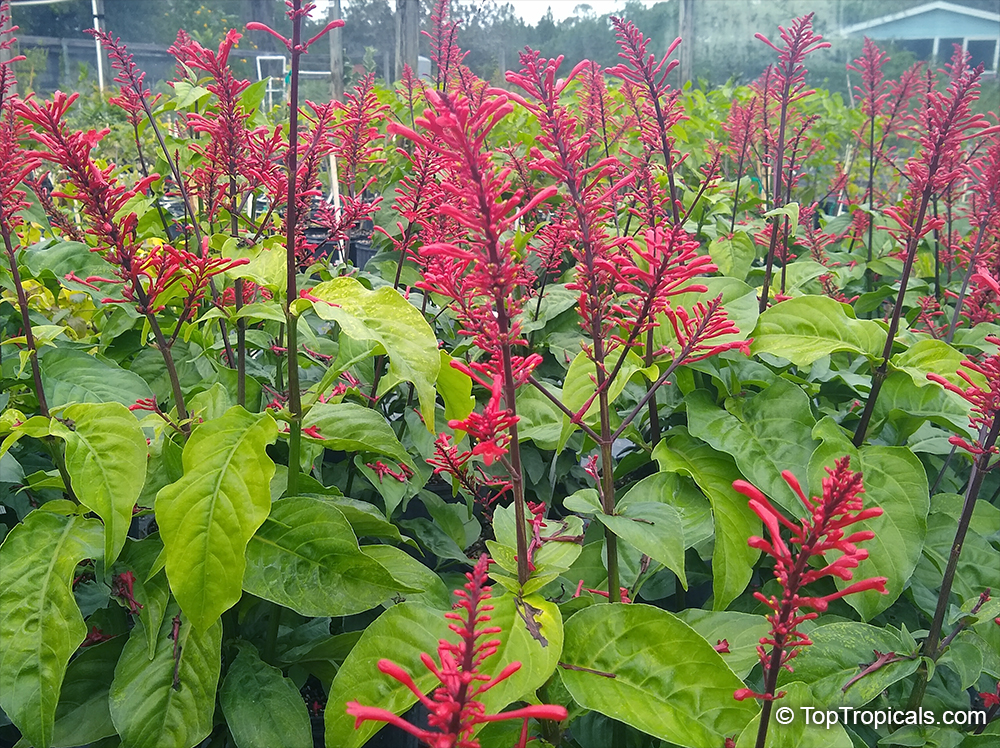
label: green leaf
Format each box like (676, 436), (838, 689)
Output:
(676, 610), (770, 679)
(302, 402), (413, 469)
(23, 240), (113, 282)
(686, 382), (819, 512)
(808, 435), (929, 620)
(172, 80), (212, 108)
(779, 622), (920, 707)
(220, 643), (312, 748)
(560, 604), (758, 747)
(873, 372), (972, 438)
(360, 545), (451, 610)
(50, 636), (127, 748)
(324, 594), (561, 748)
(438, 350), (475, 423)
(155, 407), (278, 630)
(654, 432), (761, 609)
(226, 241), (286, 290)
(594, 489), (686, 588)
(109, 601), (222, 748)
(310, 277), (440, 430)
(478, 593), (563, 714)
(40, 349), (155, 409)
(324, 603), (449, 748)
(709, 231), (755, 280)
(750, 295), (886, 366)
(890, 339), (980, 390)
(119, 536), (171, 660)
(763, 201), (800, 234)
(244, 496), (406, 617)
(51, 403), (147, 566)
(0, 511), (103, 748)
(562, 349), (655, 421)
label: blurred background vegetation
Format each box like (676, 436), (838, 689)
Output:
(5, 0), (998, 104)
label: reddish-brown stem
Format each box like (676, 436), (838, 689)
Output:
(759, 93), (790, 314)
(283, 2), (305, 497)
(908, 415), (1000, 709)
(1, 223), (49, 417)
(230, 176), (246, 406)
(853, 175), (935, 447)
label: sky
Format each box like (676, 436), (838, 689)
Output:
(316, 1), (662, 26)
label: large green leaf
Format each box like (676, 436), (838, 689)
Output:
(873, 372), (972, 438)
(40, 349), (155, 409)
(50, 635), (127, 748)
(310, 277), (440, 430)
(324, 603), (449, 748)
(654, 432), (761, 609)
(324, 594), (561, 748)
(808, 426), (929, 620)
(593, 481), (686, 588)
(750, 295), (886, 366)
(155, 407), (277, 630)
(709, 231), (755, 281)
(109, 601), (222, 748)
(220, 643), (311, 748)
(890, 338), (983, 390)
(0, 511), (103, 748)
(676, 610), (770, 679)
(301, 402), (414, 470)
(686, 381), (819, 512)
(23, 239), (114, 281)
(243, 496), (405, 617)
(779, 623), (921, 707)
(118, 536), (171, 660)
(51, 402), (147, 566)
(438, 349), (475, 423)
(560, 603), (758, 747)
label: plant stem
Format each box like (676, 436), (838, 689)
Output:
(644, 327), (661, 446)
(263, 603), (282, 664)
(759, 90), (790, 314)
(230, 177), (246, 406)
(284, 4), (305, 498)
(908, 416), (1000, 709)
(496, 308), (530, 588)
(853, 185), (934, 447)
(864, 105), (877, 296)
(147, 312), (190, 431)
(1, 224), (49, 418)
(945, 208), (992, 343)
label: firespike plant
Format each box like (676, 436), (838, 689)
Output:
(1, 0), (999, 746)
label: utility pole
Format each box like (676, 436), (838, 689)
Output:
(329, 0), (343, 101)
(394, 0), (419, 81)
(91, 0), (106, 93)
(678, 0), (694, 87)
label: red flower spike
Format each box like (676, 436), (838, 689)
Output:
(0, 3), (39, 241)
(347, 555), (567, 746)
(448, 374), (519, 467)
(927, 333), (1000, 456)
(731, 457), (886, 705)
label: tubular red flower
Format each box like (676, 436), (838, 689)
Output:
(347, 555), (567, 746)
(731, 457), (887, 703)
(927, 331), (1000, 456)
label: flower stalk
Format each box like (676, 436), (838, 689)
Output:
(732, 458), (887, 748)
